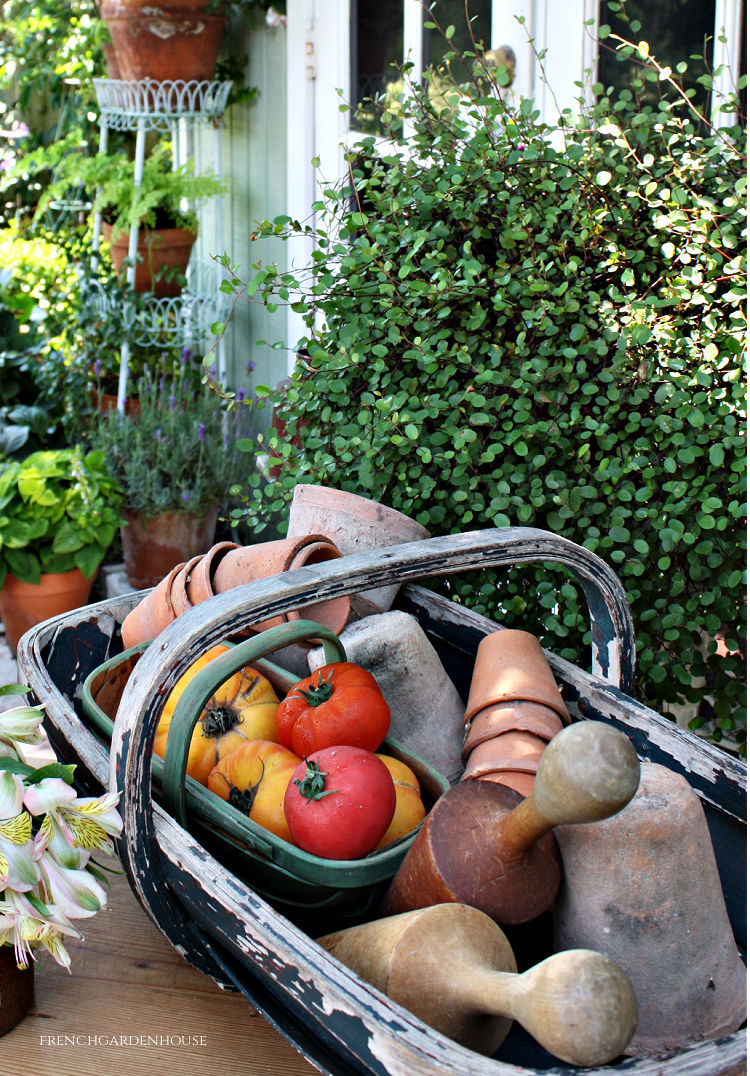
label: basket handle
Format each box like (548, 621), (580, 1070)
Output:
(161, 619), (346, 829)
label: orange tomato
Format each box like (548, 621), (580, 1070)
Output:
(153, 645), (280, 785)
(208, 739), (302, 843)
(374, 754), (426, 849)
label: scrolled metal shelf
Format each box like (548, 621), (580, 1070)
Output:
(93, 79), (233, 131)
(90, 261), (232, 349)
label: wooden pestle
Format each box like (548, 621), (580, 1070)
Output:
(381, 721), (640, 925)
(319, 903), (638, 1066)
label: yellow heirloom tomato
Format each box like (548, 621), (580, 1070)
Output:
(153, 644), (280, 785)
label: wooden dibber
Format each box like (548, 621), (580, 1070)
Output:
(318, 903), (638, 1066)
(381, 721), (640, 926)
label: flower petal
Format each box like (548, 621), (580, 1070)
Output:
(23, 778), (78, 817)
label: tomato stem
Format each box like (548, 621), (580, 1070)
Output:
(218, 760), (266, 814)
(294, 758), (338, 801)
(292, 669), (335, 708)
(200, 697), (241, 737)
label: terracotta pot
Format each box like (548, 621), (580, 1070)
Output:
(553, 762), (747, 1056)
(462, 730), (547, 780)
(169, 553), (204, 616)
(101, 0), (225, 82)
(480, 770), (537, 798)
(212, 535), (351, 638)
(120, 507), (217, 590)
(286, 484), (430, 616)
(463, 701), (564, 758)
(103, 42), (122, 79)
(185, 540), (239, 605)
(120, 561), (184, 649)
(91, 387), (141, 417)
(102, 222), (196, 298)
(464, 629), (570, 723)
(0, 946), (34, 1035)
(0, 568), (95, 655)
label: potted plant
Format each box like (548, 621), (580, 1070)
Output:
(0, 447), (124, 653)
(89, 353), (254, 588)
(37, 140), (227, 297)
(0, 682), (122, 1033)
(98, 0), (285, 83)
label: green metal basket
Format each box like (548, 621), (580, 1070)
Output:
(82, 618), (450, 916)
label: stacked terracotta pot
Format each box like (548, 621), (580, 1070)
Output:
(121, 535), (351, 650)
(121, 485), (432, 651)
(461, 629), (570, 797)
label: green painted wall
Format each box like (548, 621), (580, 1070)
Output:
(195, 21), (290, 413)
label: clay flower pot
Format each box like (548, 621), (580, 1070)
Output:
(462, 730), (547, 781)
(0, 945), (34, 1035)
(212, 535), (351, 638)
(101, 0), (225, 83)
(0, 568), (95, 655)
(120, 561), (184, 649)
(463, 701), (564, 759)
(185, 540), (239, 605)
(120, 507), (218, 590)
(464, 630), (570, 724)
(169, 554), (204, 617)
(286, 484), (430, 617)
(477, 770), (537, 799)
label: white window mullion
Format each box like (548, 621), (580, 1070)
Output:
(712, 0), (743, 126)
(402, 0), (425, 140)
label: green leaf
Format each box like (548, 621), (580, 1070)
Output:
(24, 762), (76, 786)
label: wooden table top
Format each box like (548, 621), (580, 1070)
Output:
(3, 864), (318, 1076)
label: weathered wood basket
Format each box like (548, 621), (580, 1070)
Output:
(17, 528), (746, 1076)
(80, 620), (450, 918)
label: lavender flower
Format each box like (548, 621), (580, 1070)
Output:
(236, 388), (245, 402)
(169, 394), (176, 410)
(93, 358), (102, 377)
(197, 422), (206, 442)
(181, 346), (192, 364)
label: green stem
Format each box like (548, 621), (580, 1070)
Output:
(293, 758), (338, 801)
(292, 669), (335, 707)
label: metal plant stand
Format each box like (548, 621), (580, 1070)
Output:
(91, 78), (234, 407)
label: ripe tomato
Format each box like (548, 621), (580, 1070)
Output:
(208, 739), (302, 843)
(373, 754), (426, 849)
(275, 662), (390, 756)
(283, 746), (396, 860)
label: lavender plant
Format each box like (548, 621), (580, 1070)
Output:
(90, 352), (254, 518)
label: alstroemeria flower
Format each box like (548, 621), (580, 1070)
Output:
(0, 891), (80, 970)
(36, 854), (109, 920)
(24, 780), (123, 862)
(0, 770), (24, 817)
(0, 770), (38, 891)
(0, 702), (44, 758)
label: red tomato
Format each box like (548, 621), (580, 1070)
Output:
(283, 746), (396, 860)
(275, 662), (390, 756)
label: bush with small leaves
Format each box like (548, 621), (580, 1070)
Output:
(224, 23), (747, 752)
